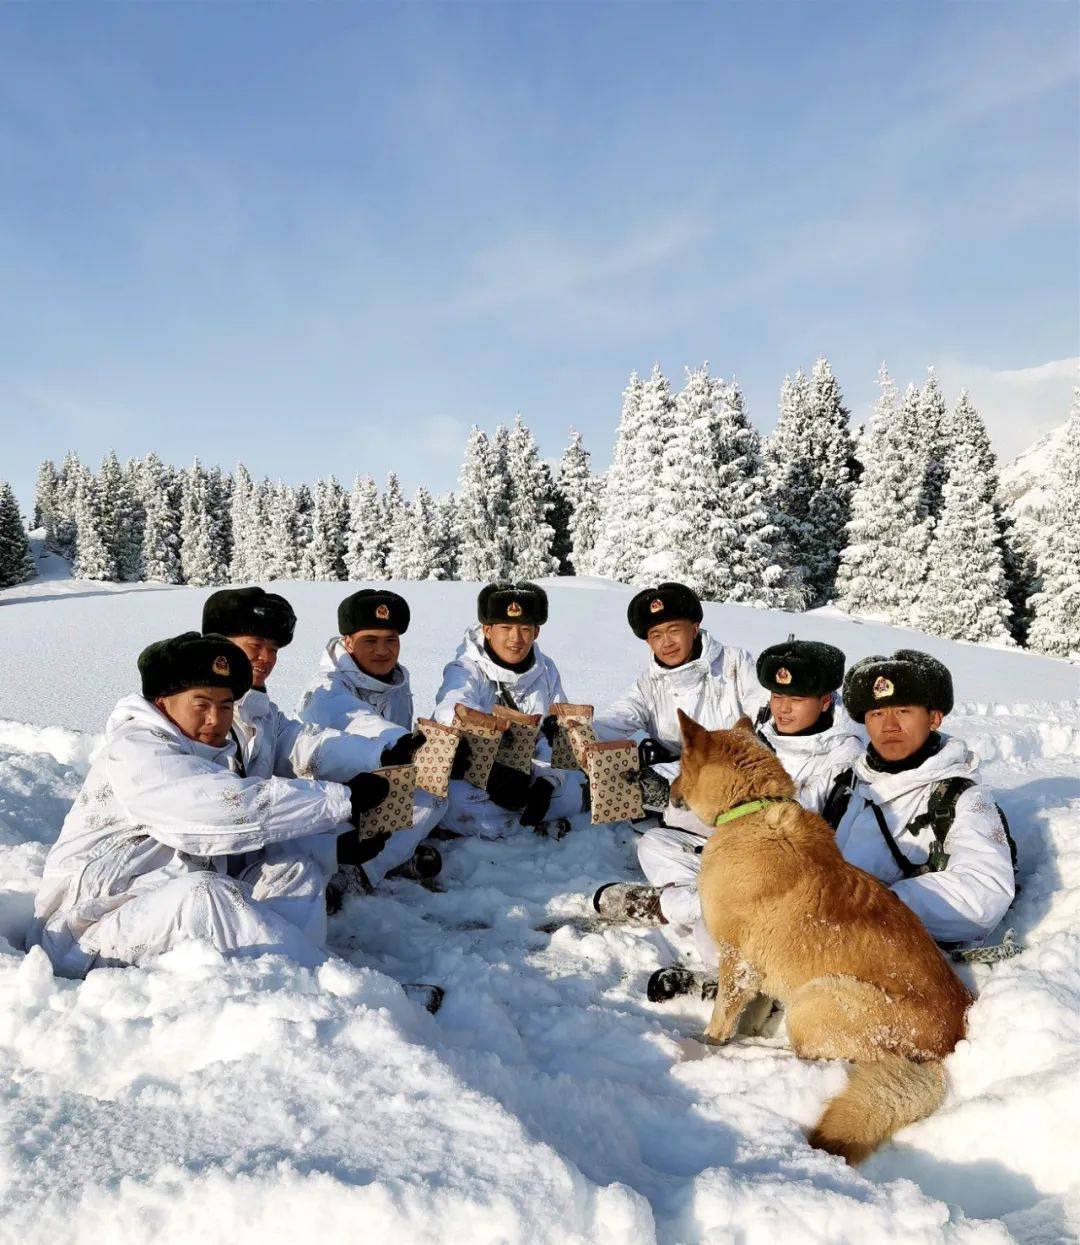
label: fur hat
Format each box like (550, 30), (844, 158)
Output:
(478, 582), (548, 626)
(627, 582), (703, 639)
(842, 649), (954, 723)
(757, 639), (846, 697)
(139, 632), (253, 701)
(202, 587), (296, 647)
(338, 589), (411, 636)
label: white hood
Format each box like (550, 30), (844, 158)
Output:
(642, 630), (727, 698)
(99, 694), (236, 768)
(319, 637), (410, 696)
(853, 734), (979, 802)
(455, 624), (551, 695)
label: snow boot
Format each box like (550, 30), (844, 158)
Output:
(592, 882), (667, 925)
(403, 982), (445, 1014)
(326, 864), (372, 915)
(534, 816), (573, 840)
(647, 966), (717, 1003)
(387, 844), (443, 883)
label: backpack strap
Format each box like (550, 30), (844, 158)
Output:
(906, 776), (1018, 877)
(865, 800), (929, 880)
(498, 684), (521, 712)
(821, 767), (856, 830)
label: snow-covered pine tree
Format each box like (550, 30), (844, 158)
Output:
(53, 451), (87, 560)
(1028, 389), (1080, 657)
(432, 492), (460, 581)
(762, 370), (813, 590)
(302, 475), (347, 581)
(344, 475), (387, 580)
(804, 358), (855, 603)
(33, 460), (60, 544)
(0, 481), (35, 587)
(914, 412), (1013, 644)
(137, 452), (182, 584)
(456, 426), (507, 581)
(382, 472), (413, 581)
(556, 428), (599, 575)
(228, 464), (263, 583)
(393, 487), (441, 580)
(506, 415), (557, 578)
(292, 483), (314, 578)
(95, 452), (142, 581)
(73, 471), (116, 581)
(206, 465), (233, 574)
(624, 364), (676, 584)
(263, 482), (300, 581)
(836, 367), (931, 624)
(591, 371), (644, 581)
(180, 459), (228, 587)
(917, 367), (951, 523)
(546, 466), (573, 575)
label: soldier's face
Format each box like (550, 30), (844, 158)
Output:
(227, 635), (280, 689)
(771, 692), (832, 734)
(864, 704), (944, 760)
(646, 619), (699, 667)
(483, 623), (539, 663)
(156, 686), (236, 747)
(344, 629), (401, 677)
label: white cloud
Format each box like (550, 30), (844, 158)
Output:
(932, 356), (1078, 462)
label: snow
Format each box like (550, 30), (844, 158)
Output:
(998, 423), (1067, 533)
(0, 573), (1078, 1243)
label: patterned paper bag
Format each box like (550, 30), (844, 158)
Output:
(413, 717), (464, 799)
(549, 703), (595, 771)
(452, 704), (507, 789)
(491, 705), (541, 774)
(563, 719), (599, 770)
(583, 740), (643, 825)
(354, 764), (416, 840)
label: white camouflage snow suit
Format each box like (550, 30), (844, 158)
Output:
(432, 625), (587, 838)
(29, 695), (356, 978)
(296, 638), (442, 881)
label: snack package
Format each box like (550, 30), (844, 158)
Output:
(413, 717), (465, 799)
(548, 702), (596, 771)
(582, 740), (643, 825)
(353, 764), (417, 840)
(452, 704), (508, 789)
(491, 705), (541, 774)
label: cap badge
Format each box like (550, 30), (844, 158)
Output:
(775, 667), (792, 685)
(507, 601), (523, 618)
(375, 603), (390, 621)
(649, 598), (664, 614)
(212, 655), (231, 677)
(873, 676), (894, 699)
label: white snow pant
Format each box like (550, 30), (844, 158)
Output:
(76, 862), (328, 972)
(637, 821), (709, 932)
(441, 771), (587, 839)
(363, 790), (447, 885)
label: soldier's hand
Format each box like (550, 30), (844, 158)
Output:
(539, 714), (559, 745)
(638, 737), (678, 769)
(449, 736), (472, 780)
(485, 761), (531, 811)
(337, 826), (390, 866)
(346, 772), (391, 824)
(380, 731), (426, 767)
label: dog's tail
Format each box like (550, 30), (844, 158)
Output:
(807, 1056), (947, 1165)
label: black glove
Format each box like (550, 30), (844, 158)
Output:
(638, 737), (678, 769)
(337, 827), (390, 866)
(346, 772), (391, 824)
(449, 736), (472, 780)
(380, 731), (426, 766)
(540, 714), (559, 745)
(485, 761), (531, 811)
(520, 777), (555, 829)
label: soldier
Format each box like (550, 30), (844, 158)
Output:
(28, 632), (388, 977)
(298, 589), (468, 888)
(432, 582), (588, 838)
(589, 582), (767, 929)
(824, 649), (1016, 946)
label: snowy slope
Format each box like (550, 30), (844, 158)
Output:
(0, 576), (1078, 1244)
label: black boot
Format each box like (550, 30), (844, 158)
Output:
(646, 966), (717, 1003)
(592, 882), (667, 925)
(326, 864), (373, 915)
(386, 844), (443, 883)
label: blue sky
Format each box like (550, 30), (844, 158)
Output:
(1, 2), (1076, 513)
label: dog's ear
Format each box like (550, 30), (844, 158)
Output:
(732, 715), (755, 735)
(677, 708), (707, 752)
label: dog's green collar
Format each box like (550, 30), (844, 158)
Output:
(713, 796), (795, 827)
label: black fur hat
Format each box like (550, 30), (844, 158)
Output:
(139, 632), (253, 701)
(202, 587), (297, 647)
(757, 639), (846, 697)
(627, 582), (703, 639)
(478, 582), (548, 626)
(843, 649), (954, 723)
(338, 589), (411, 636)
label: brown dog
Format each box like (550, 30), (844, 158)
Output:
(670, 710), (971, 1164)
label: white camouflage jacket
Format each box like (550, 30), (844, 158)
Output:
(296, 638), (414, 749)
(594, 630), (768, 756)
(31, 695), (353, 965)
(756, 710), (865, 814)
(432, 625), (567, 763)
(832, 734), (1015, 944)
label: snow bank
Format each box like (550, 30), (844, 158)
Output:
(0, 579), (1078, 1242)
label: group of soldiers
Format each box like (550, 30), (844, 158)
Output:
(29, 579), (1017, 1000)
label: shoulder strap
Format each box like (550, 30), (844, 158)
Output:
(498, 684), (520, 713)
(754, 703), (771, 728)
(229, 728), (248, 779)
(908, 776), (1018, 876)
(866, 799), (928, 880)
(821, 767), (855, 830)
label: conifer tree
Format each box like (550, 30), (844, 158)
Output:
(73, 472), (116, 581)
(292, 482), (314, 576)
(394, 487), (442, 580)
(506, 415), (556, 578)
(138, 452), (182, 584)
(0, 482), (35, 587)
(180, 459), (228, 587)
(263, 482), (300, 581)
(591, 371), (644, 581)
(53, 451), (87, 559)
(228, 464), (264, 583)
(836, 367), (931, 624)
(917, 367), (951, 523)
(302, 475), (347, 581)
(457, 426), (506, 581)
(763, 371), (813, 590)
(432, 492), (460, 581)
(1028, 389), (1080, 657)
(382, 472), (412, 580)
(344, 475), (387, 580)
(624, 364), (675, 583)
(33, 460), (60, 544)
(803, 358), (855, 602)
(95, 452), (142, 581)
(556, 429), (598, 576)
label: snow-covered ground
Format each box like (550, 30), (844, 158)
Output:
(0, 568), (1078, 1244)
